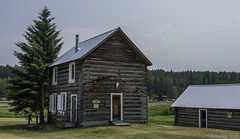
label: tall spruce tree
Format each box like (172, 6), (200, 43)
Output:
(7, 7), (63, 123)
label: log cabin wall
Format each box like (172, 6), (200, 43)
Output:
(48, 59), (83, 126)
(81, 33), (148, 126)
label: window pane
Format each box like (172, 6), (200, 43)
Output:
(72, 64), (74, 80)
(57, 95), (62, 111)
(53, 94), (56, 112)
(54, 68), (57, 82)
(49, 95), (52, 112)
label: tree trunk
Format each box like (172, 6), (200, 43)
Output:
(40, 85), (45, 124)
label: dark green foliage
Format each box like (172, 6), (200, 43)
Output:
(148, 69), (240, 99)
(0, 65), (23, 97)
(7, 7), (63, 123)
(0, 65), (21, 78)
(0, 78), (10, 98)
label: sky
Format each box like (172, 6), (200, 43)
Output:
(1, 0), (240, 72)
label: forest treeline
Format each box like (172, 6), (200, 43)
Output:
(147, 69), (240, 100)
(1, 65), (240, 100)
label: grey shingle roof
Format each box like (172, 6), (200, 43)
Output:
(49, 27), (152, 67)
(171, 84), (240, 109)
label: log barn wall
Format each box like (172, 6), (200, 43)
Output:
(175, 107), (240, 130)
(208, 109), (240, 130)
(174, 107), (199, 127)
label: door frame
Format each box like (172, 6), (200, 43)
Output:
(110, 93), (123, 121)
(199, 109), (208, 128)
(70, 94), (77, 122)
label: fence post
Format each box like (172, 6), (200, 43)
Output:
(28, 115), (31, 126)
(36, 116), (38, 125)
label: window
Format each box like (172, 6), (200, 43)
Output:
(49, 93), (57, 113)
(52, 66), (58, 85)
(57, 92), (67, 114)
(69, 62), (75, 83)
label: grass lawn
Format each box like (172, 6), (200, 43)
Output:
(0, 101), (11, 106)
(148, 101), (174, 125)
(1, 101), (240, 139)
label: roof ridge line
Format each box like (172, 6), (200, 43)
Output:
(48, 27), (120, 67)
(78, 27), (119, 45)
(190, 83), (240, 87)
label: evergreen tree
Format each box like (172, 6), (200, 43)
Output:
(7, 7), (63, 123)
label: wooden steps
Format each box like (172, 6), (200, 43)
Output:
(55, 113), (76, 129)
(112, 121), (130, 126)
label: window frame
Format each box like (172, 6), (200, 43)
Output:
(68, 61), (75, 83)
(199, 109), (208, 128)
(57, 92), (67, 114)
(61, 92), (67, 112)
(52, 66), (58, 85)
(49, 93), (57, 113)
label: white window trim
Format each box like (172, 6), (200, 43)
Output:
(57, 92), (67, 114)
(199, 109), (208, 128)
(51, 93), (57, 113)
(49, 93), (57, 113)
(110, 93), (123, 122)
(52, 66), (58, 85)
(68, 61), (75, 83)
(49, 94), (52, 112)
(61, 92), (67, 112)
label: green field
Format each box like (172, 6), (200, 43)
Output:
(1, 101), (240, 139)
(0, 101), (11, 106)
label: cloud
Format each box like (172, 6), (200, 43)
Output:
(146, 24), (179, 49)
(143, 24), (184, 70)
(0, 35), (21, 66)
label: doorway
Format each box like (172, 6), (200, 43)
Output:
(70, 94), (77, 123)
(199, 109), (207, 128)
(110, 93), (123, 122)
(113, 95), (120, 120)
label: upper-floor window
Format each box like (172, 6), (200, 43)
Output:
(52, 66), (58, 85)
(69, 61), (75, 83)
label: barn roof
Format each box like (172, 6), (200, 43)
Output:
(49, 27), (152, 67)
(171, 84), (240, 109)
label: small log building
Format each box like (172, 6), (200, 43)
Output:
(48, 27), (152, 128)
(172, 84), (240, 130)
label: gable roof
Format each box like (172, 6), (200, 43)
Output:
(171, 84), (240, 109)
(49, 27), (152, 67)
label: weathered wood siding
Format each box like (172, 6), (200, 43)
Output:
(175, 107), (240, 130)
(81, 33), (148, 126)
(208, 109), (240, 130)
(48, 59), (83, 126)
(174, 107), (199, 127)
(49, 32), (148, 127)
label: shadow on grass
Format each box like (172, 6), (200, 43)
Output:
(0, 124), (26, 131)
(0, 122), (117, 134)
(148, 121), (174, 126)
(0, 123), (62, 133)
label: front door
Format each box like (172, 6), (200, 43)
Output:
(70, 94), (77, 123)
(111, 93), (123, 121)
(113, 95), (120, 120)
(199, 109), (207, 128)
